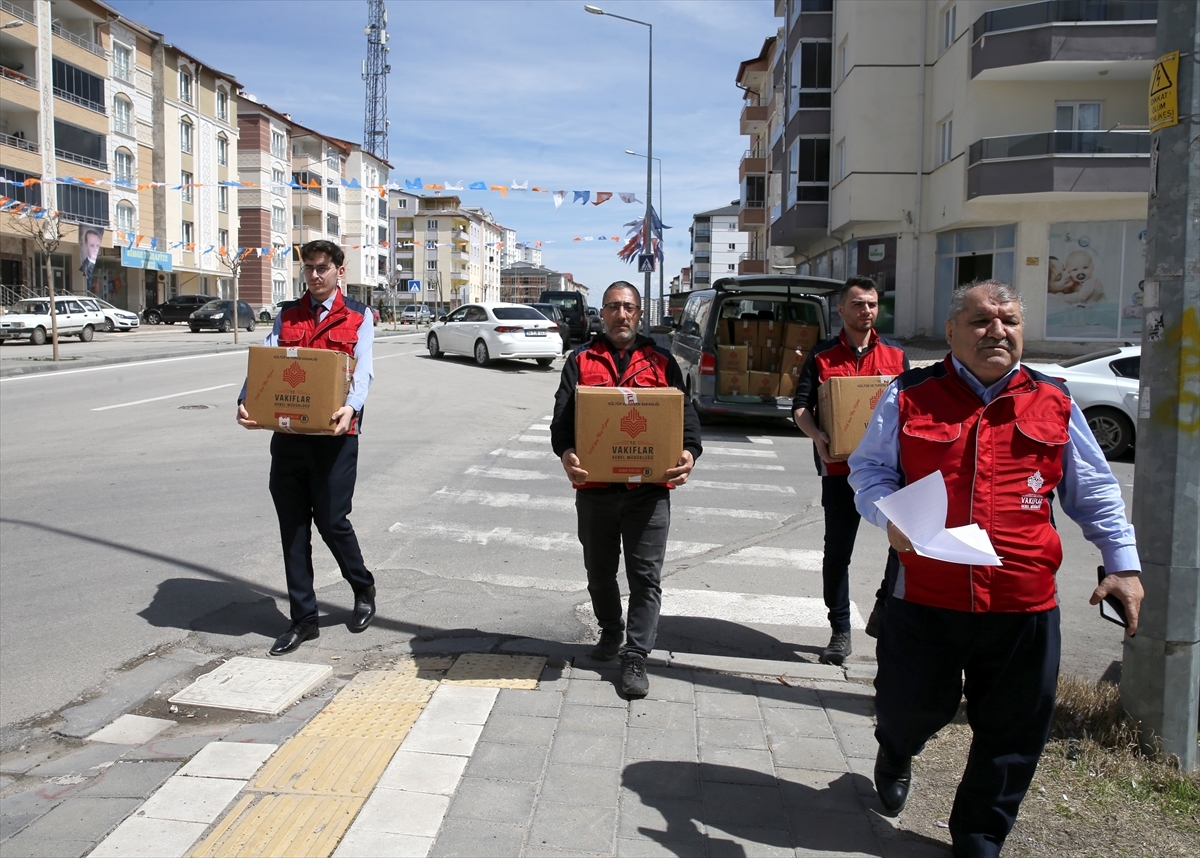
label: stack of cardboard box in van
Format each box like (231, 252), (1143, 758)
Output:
(714, 319), (820, 400)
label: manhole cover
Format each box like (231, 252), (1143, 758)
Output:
(178, 404), (209, 410)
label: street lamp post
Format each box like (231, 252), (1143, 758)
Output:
(625, 149), (663, 325)
(585, 4), (652, 334)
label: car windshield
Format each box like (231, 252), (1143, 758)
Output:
(15, 301), (49, 314)
(94, 299), (115, 309)
(200, 300), (228, 311)
(494, 307), (547, 321)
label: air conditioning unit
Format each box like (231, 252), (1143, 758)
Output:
(157, 273), (167, 283)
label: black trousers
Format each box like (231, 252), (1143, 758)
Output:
(821, 475), (861, 633)
(575, 485), (670, 657)
(269, 433), (374, 625)
(875, 597), (1061, 858)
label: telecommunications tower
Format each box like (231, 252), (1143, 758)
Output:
(362, 0), (390, 161)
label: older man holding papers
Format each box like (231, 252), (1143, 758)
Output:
(847, 280), (1143, 858)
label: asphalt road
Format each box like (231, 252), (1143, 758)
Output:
(0, 329), (1136, 742)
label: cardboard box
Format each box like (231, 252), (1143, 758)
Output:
(781, 348), (807, 380)
(758, 320), (781, 348)
(778, 373), (798, 399)
(245, 346), (355, 434)
(718, 370), (751, 396)
(732, 320), (757, 347)
(717, 344), (749, 373)
(818, 375), (893, 459)
(752, 346), (781, 373)
(575, 387), (684, 483)
(784, 322), (820, 351)
(748, 371), (779, 398)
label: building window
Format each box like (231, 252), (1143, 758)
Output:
(941, 5), (956, 53)
(216, 90), (228, 121)
(116, 201), (135, 232)
(728, 264), (736, 271)
(112, 44), (132, 82)
(728, 243), (737, 251)
(378, 225), (387, 244)
(270, 129), (286, 158)
(218, 185), (228, 212)
(791, 41), (832, 113)
(180, 118), (193, 154)
(272, 205), (286, 233)
(789, 137), (831, 203)
(838, 38), (848, 82)
(181, 171), (193, 203)
(218, 227), (229, 248)
(396, 198), (407, 209)
(273, 278), (287, 303)
(426, 219), (439, 230)
(426, 260), (438, 270)
(114, 148), (134, 184)
(272, 167), (285, 190)
(835, 139), (846, 183)
(326, 213), (339, 235)
(52, 59), (105, 113)
(1055, 102), (1101, 131)
(937, 117), (953, 166)
(56, 184), (108, 225)
(113, 95), (133, 136)
(216, 134), (228, 166)
(179, 70), (193, 103)
(272, 243), (287, 269)
(182, 220), (194, 245)
(326, 185), (339, 203)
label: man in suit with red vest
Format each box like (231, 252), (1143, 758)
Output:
(849, 280), (1143, 857)
(551, 282), (703, 698)
(237, 239), (377, 656)
(792, 276), (909, 665)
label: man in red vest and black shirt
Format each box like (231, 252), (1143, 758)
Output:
(237, 240), (377, 656)
(791, 276), (908, 665)
(849, 280), (1143, 857)
(551, 282), (702, 698)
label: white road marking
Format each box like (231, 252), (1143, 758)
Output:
(465, 466), (555, 481)
(687, 480), (796, 494)
(749, 437), (775, 445)
(91, 383), (238, 411)
(390, 521), (717, 558)
(697, 462), (785, 472)
(524, 424), (551, 431)
(433, 488), (574, 511)
(703, 446), (778, 458)
(516, 435), (552, 444)
(541, 415), (553, 421)
(711, 546), (824, 570)
(0, 350), (243, 382)
(675, 507), (787, 522)
(488, 449), (556, 460)
(660, 589), (865, 629)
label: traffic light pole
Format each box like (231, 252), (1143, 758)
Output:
(1121, 0), (1199, 771)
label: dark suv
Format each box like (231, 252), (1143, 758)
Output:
(144, 294), (217, 325)
(671, 275), (841, 422)
(538, 290), (588, 344)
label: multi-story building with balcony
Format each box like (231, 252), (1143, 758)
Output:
(736, 32), (780, 275)
(689, 205), (748, 288)
(337, 140), (390, 307)
(236, 93), (294, 309)
(289, 130), (348, 297)
(386, 194), (481, 310)
(758, 0), (1156, 344)
(462, 205), (503, 303)
(499, 263), (586, 305)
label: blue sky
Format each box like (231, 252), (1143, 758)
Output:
(107, 0), (778, 295)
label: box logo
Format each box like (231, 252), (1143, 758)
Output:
(620, 408), (648, 439)
(283, 361), (307, 389)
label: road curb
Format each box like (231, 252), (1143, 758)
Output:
(0, 345), (249, 377)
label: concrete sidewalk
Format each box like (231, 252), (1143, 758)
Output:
(2, 646), (952, 858)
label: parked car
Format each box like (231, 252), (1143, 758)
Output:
(531, 303), (572, 355)
(1039, 346), (1140, 459)
(538, 290), (588, 344)
(80, 296), (140, 332)
(400, 305), (433, 324)
(259, 303), (282, 322)
(671, 275), (841, 422)
(586, 306), (603, 336)
(426, 302), (562, 367)
(0, 296), (106, 344)
(144, 294), (217, 325)
(188, 299), (257, 333)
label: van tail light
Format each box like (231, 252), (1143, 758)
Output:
(700, 352), (716, 376)
(494, 326), (522, 333)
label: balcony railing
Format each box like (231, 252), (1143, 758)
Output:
(972, 0), (1156, 42)
(968, 130), (1150, 165)
(1, 65), (36, 89)
(56, 149), (107, 170)
(1, 132), (37, 153)
(53, 88), (106, 114)
(51, 23), (107, 59)
(0, 0), (35, 23)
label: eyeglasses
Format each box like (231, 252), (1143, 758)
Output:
(301, 264), (338, 277)
(602, 301), (640, 314)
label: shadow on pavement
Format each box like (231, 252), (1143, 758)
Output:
(138, 578), (287, 638)
(656, 615), (822, 663)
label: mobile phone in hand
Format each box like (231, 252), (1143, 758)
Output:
(1097, 566), (1130, 631)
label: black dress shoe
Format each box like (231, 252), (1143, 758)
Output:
(874, 745), (913, 816)
(350, 586), (376, 632)
(270, 623), (319, 656)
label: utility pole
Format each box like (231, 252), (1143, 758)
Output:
(1122, 0), (1199, 771)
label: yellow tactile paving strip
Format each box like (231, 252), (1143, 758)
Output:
(189, 653), (542, 858)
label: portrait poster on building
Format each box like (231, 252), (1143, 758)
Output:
(78, 225), (104, 293)
(1045, 221), (1144, 341)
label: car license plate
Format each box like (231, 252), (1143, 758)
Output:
(525, 329), (546, 337)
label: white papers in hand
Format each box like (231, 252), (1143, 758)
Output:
(874, 471), (1002, 566)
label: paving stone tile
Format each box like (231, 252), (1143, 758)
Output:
(704, 825), (795, 857)
(79, 761), (179, 798)
(619, 761), (701, 800)
(90, 816), (208, 857)
(0, 774), (11, 790)
(12, 796), (141, 844)
(557, 703), (628, 736)
(688, 673), (756, 695)
(135, 775), (244, 823)
(477, 713), (557, 747)
(218, 694), (329, 744)
(129, 725), (238, 761)
(615, 836), (704, 857)
(763, 705), (836, 739)
(352, 786), (449, 837)
(549, 731), (624, 769)
(567, 665), (620, 683)
(0, 784), (79, 841)
(429, 818), (525, 857)
(403, 718), (485, 757)
(694, 692), (761, 720)
(411, 636), (499, 654)
(0, 746), (55, 775)
(697, 717), (766, 749)
(527, 801), (616, 854)
(333, 828), (432, 858)
(523, 848), (607, 858)
(57, 656), (204, 739)
(445, 776), (537, 823)
(845, 755), (881, 797)
(697, 748), (776, 782)
(87, 714), (174, 746)
(627, 700), (694, 732)
(788, 808), (884, 856)
(776, 767), (868, 813)
(463, 741), (547, 783)
(754, 682), (824, 710)
(422, 690), (498, 726)
(642, 669), (695, 704)
(700, 781), (787, 831)
(541, 764), (620, 806)
(833, 722), (880, 760)
(0, 834), (96, 857)
(768, 735), (847, 772)
(492, 689), (562, 718)
(178, 742), (276, 779)
(565, 679), (626, 708)
(27, 743), (132, 778)
(624, 727), (697, 763)
(380, 749), (468, 794)
(616, 795), (704, 842)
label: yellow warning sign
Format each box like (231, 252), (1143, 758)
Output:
(1149, 51), (1179, 133)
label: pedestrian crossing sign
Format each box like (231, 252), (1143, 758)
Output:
(637, 254), (655, 273)
(407, 280), (421, 293)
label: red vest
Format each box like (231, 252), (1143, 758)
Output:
(894, 358), (1072, 613)
(277, 290), (367, 434)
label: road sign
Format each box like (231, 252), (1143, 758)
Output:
(1148, 51), (1179, 133)
(407, 279), (421, 293)
(637, 254), (655, 273)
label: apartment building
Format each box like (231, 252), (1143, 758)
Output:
(735, 32), (779, 276)
(338, 140), (390, 306)
(290, 129), (349, 298)
(235, 93), (293, 308)
(499, 262), (586, 305)
(462, 205), (503, 303)
(514, 243), (542, 266)
(689, 205), (748, 288)
(501, 227), (518, 269)
(754, 0), (1155, 344)
(386, 194), (474, 310)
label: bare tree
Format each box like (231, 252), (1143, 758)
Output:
(215, 246), (253, 345)
(13, 212), (64, 361)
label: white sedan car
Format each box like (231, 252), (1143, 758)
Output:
(1039, 346), (1139, 459)
(81, 296), (140, 331)
(427, 302), (563, 367)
